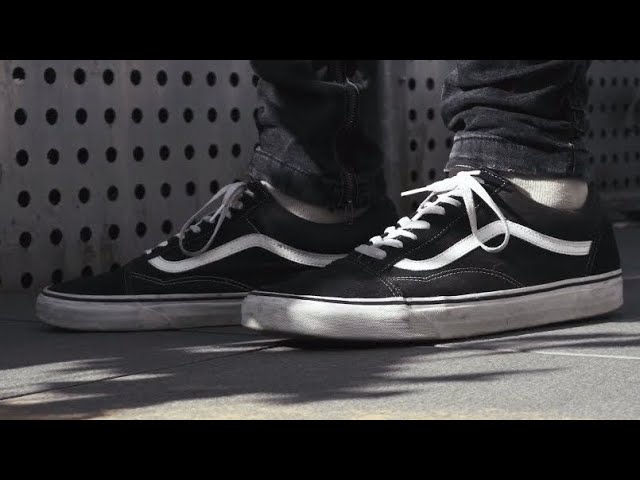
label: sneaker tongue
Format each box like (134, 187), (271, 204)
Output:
(477, 169), (508, 189)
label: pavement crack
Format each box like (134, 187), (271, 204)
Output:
(435, 343), (640, 361)
(0, 342), (285, 403)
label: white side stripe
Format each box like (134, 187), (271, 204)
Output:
(148, 233), (346, 273)
(394, 220), (593, 271)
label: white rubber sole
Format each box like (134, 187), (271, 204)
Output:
(36, 289), (245, 331)
(241, 271), (624, 341)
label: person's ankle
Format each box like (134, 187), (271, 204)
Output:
(504, 175), (588, 210)
(261, 181), (370, 223)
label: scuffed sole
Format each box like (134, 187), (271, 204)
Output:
(241, 273), (624, 341)
(36, 289), (244, 331)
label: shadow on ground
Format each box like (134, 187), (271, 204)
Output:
(0, 318), (561, 419)
(0, 283), (637, 419)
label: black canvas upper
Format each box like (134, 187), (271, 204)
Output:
(255, 170), (621, 301)
(45, 181), (398, 298)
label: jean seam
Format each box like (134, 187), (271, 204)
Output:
(251, 147), (385, 208)
(449, 135), (589, 177)
(453, 133), (577, 152)
(253, 147), (318, 179)
(253, 147), (376, 191)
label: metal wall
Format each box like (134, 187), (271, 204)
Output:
(381, 60), (640, 213)
(377, 60), (457, 213)
(1, 60), (639, 292)
(0, 60), (258, 292)
(584, 61), (640, 213)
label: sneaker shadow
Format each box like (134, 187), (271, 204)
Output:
(0, 318), (553, 419)
(0, 278), (637, 419)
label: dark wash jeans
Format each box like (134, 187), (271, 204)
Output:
(248, 60), (592, 211)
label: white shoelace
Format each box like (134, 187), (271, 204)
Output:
(145, 182), (254, 257)
(355, 171), (511, 260)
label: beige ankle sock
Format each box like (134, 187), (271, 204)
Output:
(505, 176), (588, 210)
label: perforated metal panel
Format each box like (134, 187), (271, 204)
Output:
(585, 60), (640, 212)
(0, 60), (258, 292)
(2, 60), (639, 292)
(377, 60), (456, 212)
(381, 60), (640, 214)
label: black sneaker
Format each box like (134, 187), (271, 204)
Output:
(242, 170), (624, 341)
(36, 181), (397, 331)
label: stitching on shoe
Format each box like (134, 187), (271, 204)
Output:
(481, 170), (509, 189)
(585, 230), (602, 276)
(245, 217), (261, 234)
(351, 256), (402, 296)
(123, 264), (132, 296)
(132, 272), (251, 289)
(130, 272), (251, 290)
(394, 267), (524, 288)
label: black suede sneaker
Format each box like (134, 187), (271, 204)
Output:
(37, 181), (397, 331)
(242, 170), (624, 341)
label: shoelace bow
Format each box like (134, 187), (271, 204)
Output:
(355, 171), (511, 260)
(145, 181), (254, 257)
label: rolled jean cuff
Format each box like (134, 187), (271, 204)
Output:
(444, 132), (590, 179)
(247, 148), (387, 210)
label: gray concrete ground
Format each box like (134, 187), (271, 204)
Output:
(1, 226), (639, 419)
